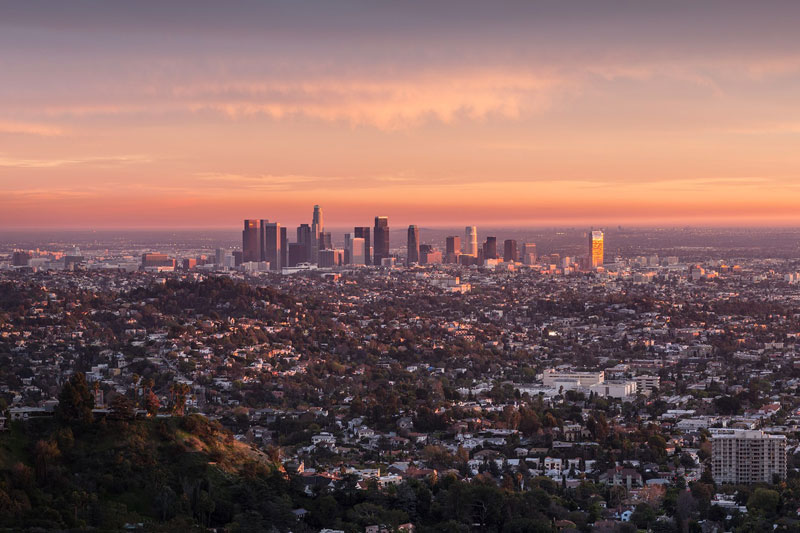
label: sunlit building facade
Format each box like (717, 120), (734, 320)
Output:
(242, 219), (261, 263)
(590, 230), (604, 269)
(464, 226), (478, 256)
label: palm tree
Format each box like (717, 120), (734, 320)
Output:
(170, 382), (191, 416)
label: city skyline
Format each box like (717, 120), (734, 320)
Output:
(3, 2), (800, 227)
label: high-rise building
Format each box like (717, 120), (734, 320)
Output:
(445, 236), (461, 263)
(319, 232), (332, 251)
(262, 221), (281, 270)
(354, 227), (371, 265)
(503, 239), (518, 262)
(311, 205), (324, 264)
(407, 225), (420, 265)
(280, 227), (288, 270)
(373, 216), (390, 266)
(483, 236), (497, 260)
(297, 224), (312, 264)
(347, 236), (366, 265)
(464, 226), (478, 256)
(242, 220), (261, 263)
(522, 243), (537, 265)
(590, 230), (604, 269)
(712, 429), (786, 484)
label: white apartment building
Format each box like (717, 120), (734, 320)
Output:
(589, 380), (638, 400)
(711, 429), (786, 484)
(542, 369), (604, 388)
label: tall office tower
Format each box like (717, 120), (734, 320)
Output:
(354, 227), (371, 265)
(503, 239), (518, 262)
(242, 219), (261, 263)
(373, 216), (390, 266)
(348, 236), (366, 265)
(522, 243), (537, 265)
(297, 224), (312, 264)
(319, 232), (332, 251)
(712, 429), (786, 484)
(407, 225), (420, 265)
(311, 204), (324, 263)
(590, 230), (604, 269)
(280, 227), (288, 270)
(445, 236), (461, 263)
(343, 233), (352, 264)
(483, 236), (497, 259)
(464, 226), (478, 256)
(262, 221), (281, 270)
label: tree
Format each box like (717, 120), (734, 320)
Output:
(110, 394), (135, 420)
(33, 439), (60, 482)
(170, 383), (191, 416)
(630, 503), (656, 529)
(57, 372), (95, 425)
(144, 390), (160, 417)
(747, 488), (780, 516)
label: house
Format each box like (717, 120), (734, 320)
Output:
(599, 467), (643, 489)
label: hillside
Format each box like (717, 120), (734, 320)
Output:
(0, 413), (294, 531)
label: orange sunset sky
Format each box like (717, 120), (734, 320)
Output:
(2, 1), (800, 228)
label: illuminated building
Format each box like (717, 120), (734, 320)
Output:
(464, 226), (478, 256)
(445, 236), (461, 263)
(590, 230), (604, 269)
(354, 227), (371, 265)
(242, 219), (261, 263)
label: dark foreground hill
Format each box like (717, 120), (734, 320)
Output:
(0, 413), (295, 531)
(0, 409), (569, 533)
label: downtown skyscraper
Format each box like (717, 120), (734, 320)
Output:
(354, 227), (371, 265)
(407, 225), (419, 265)
(262, 221), (281, 270)
(373, 216), (390, 266)
(590, 230), (604, 269)
(311, 205), (324, 264)
(503, 239), (518, 262)
(242, 219), (261, 263)
(464, 226), (478, 256)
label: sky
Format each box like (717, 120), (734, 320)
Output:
(2, 1), (800, 228)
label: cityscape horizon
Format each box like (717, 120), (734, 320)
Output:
(3, 2), (800, 531)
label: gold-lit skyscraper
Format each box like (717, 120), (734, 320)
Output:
(590, 230), (604, 269)
(464, 226), (478, 256)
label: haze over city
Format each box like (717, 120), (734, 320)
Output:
(4, 1), (800, 227)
